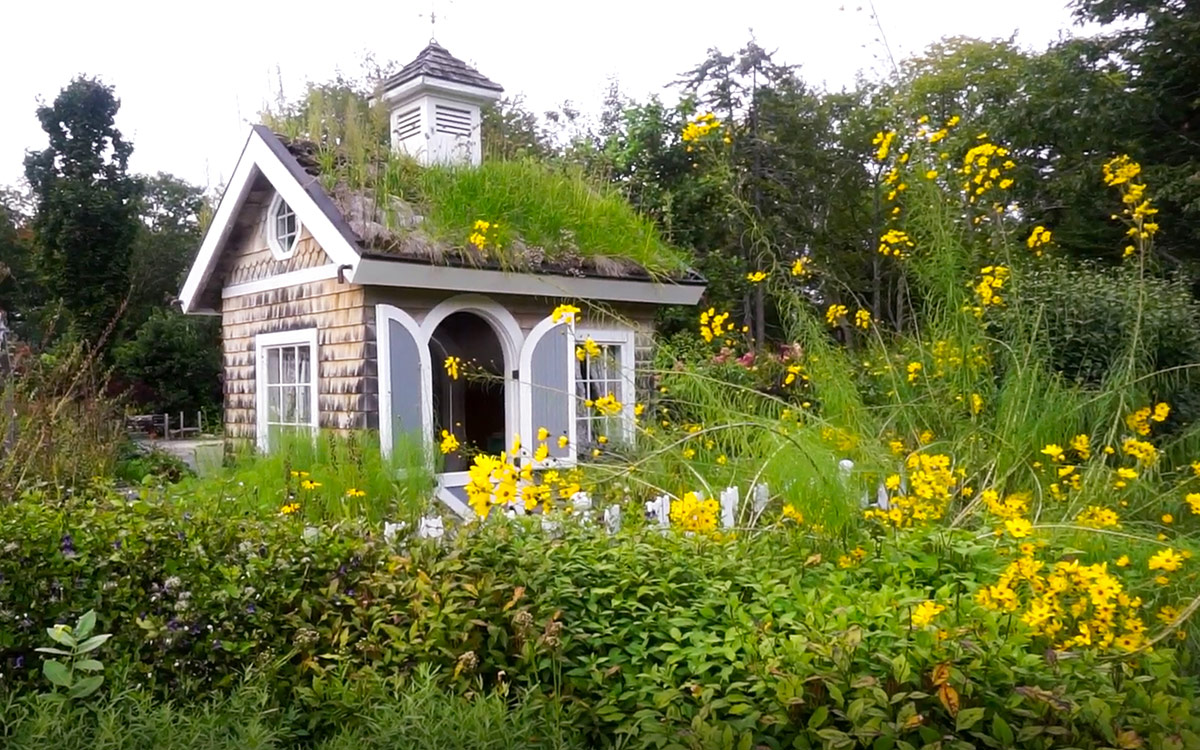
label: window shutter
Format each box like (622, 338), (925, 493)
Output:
(520, 318), (575, 462)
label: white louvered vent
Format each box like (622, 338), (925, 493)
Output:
(434, 104), (473, 137)
(393, 106), (422, 141)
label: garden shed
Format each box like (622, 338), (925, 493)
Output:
(179, 42), (706, 514)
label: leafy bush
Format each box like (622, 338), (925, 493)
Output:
(114, 439), (194, 484)
(112, 309), (221, 416)
(1011, 260), (1200, 389)
(1, 488), (1197, 748)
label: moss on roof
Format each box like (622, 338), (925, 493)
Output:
(264, 89), (692, 280)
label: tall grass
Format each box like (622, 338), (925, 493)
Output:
(262, 85), (690, 276)
(0, 668), (582, 750)
(177, 431), (434, 524)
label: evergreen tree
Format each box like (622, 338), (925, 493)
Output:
(23, 78), (141, 346)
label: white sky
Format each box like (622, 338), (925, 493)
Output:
(1, 0), (1093, 191)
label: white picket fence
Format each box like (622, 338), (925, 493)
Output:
(387, 482), (776, 545)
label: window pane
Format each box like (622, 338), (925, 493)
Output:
(268, 385), (281, 422)
(267, 348), (280, 385)
(297, 345), (311, 383)
(281, 346), (297, 384)
(297, 386), (311, 423)
(281, 385), (297, 423)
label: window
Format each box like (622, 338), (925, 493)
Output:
(574, 329), (634, 453)
(255, 329), (318, 450)
(267, 192), (301, 259)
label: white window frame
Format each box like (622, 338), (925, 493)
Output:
(572, 327), (636, 451)
(266, 192), (302, 260)
(254, 328), (319, 451)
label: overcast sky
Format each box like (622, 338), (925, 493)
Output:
(2, 0), (1093, 190)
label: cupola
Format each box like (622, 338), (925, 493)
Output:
(378, 42), (503, 166)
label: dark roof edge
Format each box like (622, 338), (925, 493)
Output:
(251, 124), (363, 256)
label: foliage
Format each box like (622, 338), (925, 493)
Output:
(34, 610), (110, 701)
(0, 340), (124, 498)
(23, 78), (142, 346)
(0, 668), (580, 750)
(0, 486), (1197, 747)
(114, 439), (194, 485)
(112, 309), (221, 416)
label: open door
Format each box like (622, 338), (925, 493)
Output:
(376, 304), (431, 460)
(519, 314), (576, 467)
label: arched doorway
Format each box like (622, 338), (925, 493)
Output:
(429, 311), (506, 472)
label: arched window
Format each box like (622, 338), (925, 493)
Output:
(267, 192), (301, 259)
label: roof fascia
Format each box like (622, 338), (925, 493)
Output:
(350, 257), (705, 306)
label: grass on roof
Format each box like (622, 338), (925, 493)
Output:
(263, 85), (691, 277)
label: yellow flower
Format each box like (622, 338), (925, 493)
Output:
(558, 435), (570, 449)
(1162, 513), (1174, 524)
(1005, 517), (1033, 538)
(299, 479), (322, 490)
(781, 503), (804, 523)
(593, 394), (622, 416)
(746, 271), (767, 283)
(533, 443), (549, 462)
(970, 393), (984, 415)
(444, 355), (461, 380)
(925, 169), (938, 179)
(550, 304), (580, 324)
(825, 304), (848, 326)
(906, 362), (923, 383)
(346, 488), (366, 498)
(1040, 444), (1064, 463)
(912, 600), (946, 628)
(439, 430), (460, 455)
(1186, 493), (1200, 515)
(854, 309), (871, 330)
(872, 130), (897, 161)
(1070, 434), (1091, 460)
(1116, 555), (1130, 567)
(1148, 548), (1184, 572)
(791, 257), (811, 277)
(280, 502), (300, 515)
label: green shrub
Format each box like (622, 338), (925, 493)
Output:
(1, 488), (1197, 748)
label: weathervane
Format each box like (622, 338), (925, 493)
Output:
(420, 0), (452, 43)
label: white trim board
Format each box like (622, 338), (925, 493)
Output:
(179, 128), (360, 314)
(351, 258), (705, 306)
(221, 264), (341, 299)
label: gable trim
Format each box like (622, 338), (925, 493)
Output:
(221, 264), (341, 299)
(179, 127), (361, 314)
(350, 257), (705, 306)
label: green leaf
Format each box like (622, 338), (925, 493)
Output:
(68, 675), (104, 700)
(990, 714), (1014, 746)
(75, 610), (97, 640)
(75, 634), (112, 654)
(75, 659), (104, 672)
(808, 705), (829, 730)
(33, 647), (72, 656)
(956, 707), (985, 732)
(43, 659), (71, 687)
(45, 626), (75, 647)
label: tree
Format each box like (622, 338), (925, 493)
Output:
(113, 310), (221, 416)
(23, 78), (142, 346)
(127, 173), (207, 327)
(1071, 0), (1200, 265)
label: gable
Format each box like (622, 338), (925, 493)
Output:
(179, 126), (363, 314)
